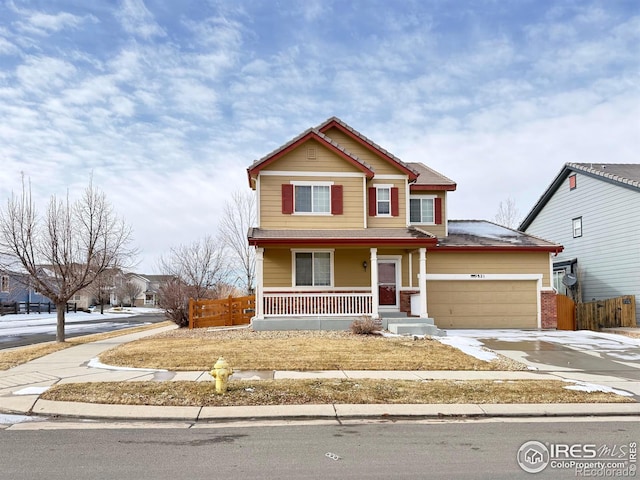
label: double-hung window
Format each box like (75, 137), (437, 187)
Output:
(409, 196), (435, 224)
(1, 275), (8, 292)
(572, 217), (582, 238)
(376, 186), (391, 216)
(294, 183), (330, 214)
(294, 251), (332, 287)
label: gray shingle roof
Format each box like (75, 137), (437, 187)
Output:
(441, 220), (562, 249)
(407, 162), (457, 189)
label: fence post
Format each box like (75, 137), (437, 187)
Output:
(188, 298), (194, 329)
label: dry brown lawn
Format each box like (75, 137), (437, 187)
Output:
(0, 321), (173, 370)
(41, 379), (633, 406)
(98, 328), (523, 372)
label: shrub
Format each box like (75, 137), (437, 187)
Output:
(350, 316), (379, 335)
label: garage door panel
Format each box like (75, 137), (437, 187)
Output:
(427, 280), (538, 329)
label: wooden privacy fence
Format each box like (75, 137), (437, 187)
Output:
(188, 295), (255, 329)
(576, 295), (636, 331)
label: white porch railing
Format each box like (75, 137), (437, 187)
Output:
(263, 292), (373, 317)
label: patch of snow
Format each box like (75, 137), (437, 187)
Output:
(87, 357), (167, 372)
(563, 380), (634, 397)
(0, 414), (46, 424)
(13, 386), (50, 395)
(435, 335), (498, 362)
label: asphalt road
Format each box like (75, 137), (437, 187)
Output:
(1, 420), (638, 479)
(0, 312), (167, 349)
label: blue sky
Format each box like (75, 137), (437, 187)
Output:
(1, 0), (638, 273)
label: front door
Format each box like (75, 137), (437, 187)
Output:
(378, 260), (399, 310)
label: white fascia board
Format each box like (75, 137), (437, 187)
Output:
(425, 274), (543, 281)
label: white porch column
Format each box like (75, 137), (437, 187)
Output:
(255, 247), (264, 320)
(419, 247), (428, 318)
(370, 247), (379, 318)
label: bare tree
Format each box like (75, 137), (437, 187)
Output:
(0, 178), (135, 341)
(122, 279), (144, 307)
(219, 190), (256, 294)
(494, 197), (521, 229)
(157, 235), (231, 326)
(88, 269), (118, 314)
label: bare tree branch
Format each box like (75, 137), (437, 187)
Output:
(219, 190), (256, 293)
(493, 197), (521, 229)
(0, 177), (137, 341)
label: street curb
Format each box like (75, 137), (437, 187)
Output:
(3, 400), (638, 422)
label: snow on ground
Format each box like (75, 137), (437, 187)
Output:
(443, 329), (640, 354)
(88, 357), (167, 373)
(0, 308), (163, 340)
(0, 414), (46, 424)
(13, 386), (50, 395)
(563, 380), (635, 397)
(435, 335), (498, 362)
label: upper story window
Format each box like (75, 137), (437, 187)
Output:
(569, 174), (577, 190)
(294, 184), (330, 213)
(1, 275), (8, 292)
(572, 217), (582, 238)
(282, 183), (342, 215)
(409, 196), (435, 224)
(376, 186), (391, 216)
(293, 251), (332, 287)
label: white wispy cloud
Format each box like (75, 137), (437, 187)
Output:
(0, 0), (637, 272)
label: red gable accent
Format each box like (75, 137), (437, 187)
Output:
(247, 130), (374, 185)
(319, 119), (418, 181)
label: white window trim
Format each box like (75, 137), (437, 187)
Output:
(409, 194), (436, 225)
(375, 184), (393, 217)
(291, 249), (335, 288)
(572, 217), (582, 238)
(290, 181), (334, 216)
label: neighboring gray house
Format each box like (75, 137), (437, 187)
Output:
(519, 163), (640, 325)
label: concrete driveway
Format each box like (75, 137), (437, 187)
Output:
(444, 329), (640, 399)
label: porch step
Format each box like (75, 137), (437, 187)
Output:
(388, 322), (446, 337)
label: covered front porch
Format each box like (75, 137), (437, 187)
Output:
(253, 246), (431, 327)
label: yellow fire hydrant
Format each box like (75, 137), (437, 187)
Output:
(211, 357), (233, 394)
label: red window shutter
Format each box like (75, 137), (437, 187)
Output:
(391, 187), (399, 217)
(282, 184), (294, 214)
(331, 185), (343, 215)
(434, 197), (442, 225)
(368, 187), (377, 216)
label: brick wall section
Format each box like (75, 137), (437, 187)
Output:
(541, 290), (558, 329)
(399, 290), (419, 316)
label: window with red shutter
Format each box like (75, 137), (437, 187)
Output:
(368, 187), (377, 216)
(391, 187), (399, 217)
(282, 184), (294, 214)
(331, 185), (343, 215)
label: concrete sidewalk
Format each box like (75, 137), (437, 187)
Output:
(1, 326), (639, 422)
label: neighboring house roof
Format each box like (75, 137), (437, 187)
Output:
(437, 220), (563, 252)
(247, 127), (376, 188)
(316, 117), (420, 181)
(248, 227), (438, 247)
(519, 163), (640, 231)
(407, 162), (457, 192)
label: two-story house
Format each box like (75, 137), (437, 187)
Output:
(247, 117), (562, 332)
(520, 163), (640, 326)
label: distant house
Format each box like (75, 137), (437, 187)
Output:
(0, 268), (52, 309)
(246, 117), (562, 331)
(520, 163), (640, 325)
(112, 273), (173, 307)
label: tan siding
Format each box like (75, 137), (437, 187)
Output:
(428, 280), (538, 328)
(334, 249), (370, 287)
(409, 191), (447, 238)
(323, 128), (406, 176)
(264, 139), (363, 173)
(260, 175), (364, 229)
(263, 249), (292, 287)
(367, 179), (407, 228)
(424, 251), (552, 286)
